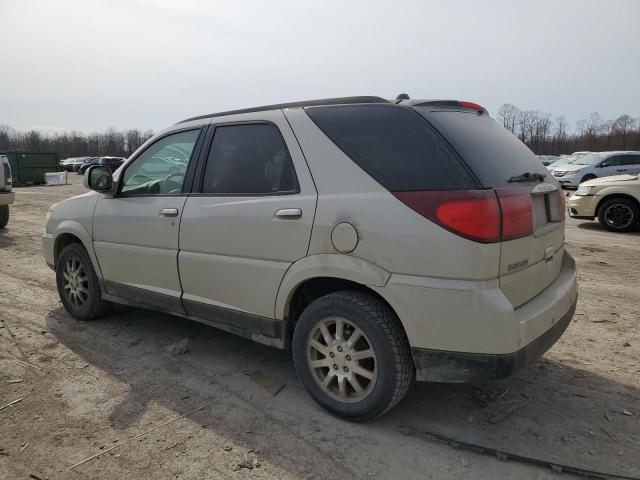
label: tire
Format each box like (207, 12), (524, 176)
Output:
(597, 197), (639, 232)
(292, 290), (414, 421)
(56, 243), (111, 320)
(0, 205), (8, 229)
(581, 174), (596, 183)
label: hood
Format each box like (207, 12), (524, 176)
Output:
(553, 164), (586, 173)
(582, 174), (639, 186)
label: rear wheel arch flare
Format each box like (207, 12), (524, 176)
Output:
(285, 277), (408, 343)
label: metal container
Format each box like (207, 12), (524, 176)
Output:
(0, 151), (59, 185)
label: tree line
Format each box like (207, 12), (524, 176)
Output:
(0, 125), (154, 159)
(498, 104), (640, 155)
(2, 105), (640, 160)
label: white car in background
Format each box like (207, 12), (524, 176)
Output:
(552, 151), (640, 187)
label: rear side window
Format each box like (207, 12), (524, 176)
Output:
(621, 155), (640, 166)
(305, 105), (477, 191)
(417, 108), (549, 188)
(202, 124), (299, 195)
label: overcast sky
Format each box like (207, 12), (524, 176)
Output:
(1, 0), (639, 134)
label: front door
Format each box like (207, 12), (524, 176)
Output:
(92, 128), (203, 314)
(178, 113), (317, 335)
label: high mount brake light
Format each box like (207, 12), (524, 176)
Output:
(457, 101), (486, 113)
(393, 189), (533, 243)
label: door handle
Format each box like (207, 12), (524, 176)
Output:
(274, 208), (302, 218)
(159, 208), (179, 217)
(617, 169), (627, 172)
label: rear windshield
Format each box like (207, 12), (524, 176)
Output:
(305, 105), (478, 191)
(416, 108), (549, 187)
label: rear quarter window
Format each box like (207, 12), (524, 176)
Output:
(416, 108), (549, 188)
(305, 105), (478, 191)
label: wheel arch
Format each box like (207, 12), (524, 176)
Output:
(276, 254), (413, 348)
(52, 221), (103, 277)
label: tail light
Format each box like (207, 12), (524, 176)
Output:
(495, 188), (533, 241)
(393, 189), (534, 243)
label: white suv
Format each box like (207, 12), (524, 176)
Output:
(0, 155), (14, 228)
(42, 97), (578, 420)
(552, 151), (640, 187)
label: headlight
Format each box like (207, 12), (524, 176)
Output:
(575, 185), (595, 196)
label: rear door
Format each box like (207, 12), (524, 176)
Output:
(178, 111), (317, 332)
(416, 107), (565, 307)
(619, 154), (640, 175)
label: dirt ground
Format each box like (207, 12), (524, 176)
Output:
(1, 176), (639, 480)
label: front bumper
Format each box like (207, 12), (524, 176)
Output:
(568, 194), (599, 219)
(0, 192), (14, 206)
(554, 176), (580, 187)
(42, 233), (55, 269)
(411, 298), (576, 382)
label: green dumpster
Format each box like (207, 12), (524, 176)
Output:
(0, 151), (59, 185)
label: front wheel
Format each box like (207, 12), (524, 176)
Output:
(581, 174), (596, 183)
(292, 291), (414, 421)
(597, 197), (639, 232)
(56, 243), (111, 320)
(0, 205), (8, 228)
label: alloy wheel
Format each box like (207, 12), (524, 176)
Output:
(62, 256), (89, 308)
(307, 316), (377, 403)
(604, 203), (634, 229)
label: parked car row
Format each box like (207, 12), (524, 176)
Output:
(60, 156), (126, 173)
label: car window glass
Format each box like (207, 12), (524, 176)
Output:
(307, 105), (478, 191)
(121, 129), (200, 196)
(603, 156), (623, 167)
(202, 124), (298, 195)
(621, 155), (640, 166)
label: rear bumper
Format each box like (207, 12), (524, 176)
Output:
(411, 298), (576, 382)
(0, 192), (14, 206)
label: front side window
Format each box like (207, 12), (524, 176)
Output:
(121, 129), (200, 196)
(201, 124), (298, 195)
(602, 155), (623, 167)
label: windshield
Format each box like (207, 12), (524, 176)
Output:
(573, 153), (606, 165)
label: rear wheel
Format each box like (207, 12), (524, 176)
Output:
(56, 243), (111, 320)
(0, 205), (8, 228)
(597, 197), (639, 232)
(292, 291), (414, 421)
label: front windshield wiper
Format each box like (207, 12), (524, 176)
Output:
(508, 172), (547, 183)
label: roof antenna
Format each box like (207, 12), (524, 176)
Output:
(395, 93), (410, 104)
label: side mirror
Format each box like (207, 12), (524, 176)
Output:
(598, 162), (608, 168)
(84, 165), (113, 192)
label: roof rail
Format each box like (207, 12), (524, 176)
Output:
(177, 96), (390, 124)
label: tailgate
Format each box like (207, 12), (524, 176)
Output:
(499, 183), (565, 307)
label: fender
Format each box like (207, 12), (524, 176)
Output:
(274, 254), (390, 320)
(595, 186), (640, 206)
(52, 220), (104, 279)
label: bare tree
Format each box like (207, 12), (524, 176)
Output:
(613, 114), (637, 149)
(498, 103), (520, 134)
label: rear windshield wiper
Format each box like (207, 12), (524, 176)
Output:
(508, 172), (546, 183)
